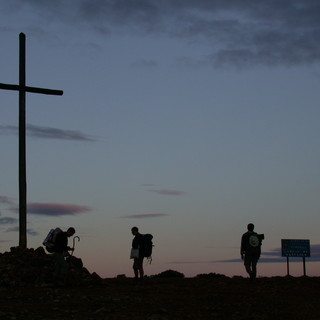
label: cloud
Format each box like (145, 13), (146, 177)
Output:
(27, 124), (98, 142)
(4, 0), (320, 68)
(0, 239), (12, 243)
(210, 245), (320, 264)
(5, 226), (39, 236)
(0, 217), (18, 225)
(168, 244), (320, 265)
(0, 124), (97, 142)
(0, 196), (15, 206)
(25, 203), (93, 217)
(121, 213), (170, 219)
(0, 126), (16, 135)
(167, 260), (215, 265)
(148, 189), (187, 196)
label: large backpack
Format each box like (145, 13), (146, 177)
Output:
(244, 232), (262, 254)
(142, 234), (153, 259)
(43, 228), (62, 253)
(248, 233), (260, 248)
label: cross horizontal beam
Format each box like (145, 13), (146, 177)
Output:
(0, 83), (63, 95)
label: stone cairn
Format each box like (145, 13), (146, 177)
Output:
(0, 246), (103, 287)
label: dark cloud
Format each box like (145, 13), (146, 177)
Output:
(148, 189), (187, 196)
(3, 0), (320, 67)
(0, 196), (15, 205)
(26, 203), (92, 217)
(27, 124), (98, 141)
(0, 124), (97, 142)
(5, 226), (38, 236)
(0, 125), (17, 135)
(0, 239), (12, 243)
(167, 260), (214, 265)
(211, 245), (320, 264)
(121, 213), (170, 219)
(168, 244), (320, 264)
(0, 217), (18, 225)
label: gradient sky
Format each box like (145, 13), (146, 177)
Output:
(1, 0), (320, 278)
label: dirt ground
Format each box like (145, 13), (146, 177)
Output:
(0, 276), (319, 320)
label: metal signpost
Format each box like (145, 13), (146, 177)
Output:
(281, 239), (310, 276)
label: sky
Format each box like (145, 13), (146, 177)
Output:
(1, 0), (320, 278)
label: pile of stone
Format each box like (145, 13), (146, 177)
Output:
(151, 269), (185, 278)
(0, 246), (103, 287)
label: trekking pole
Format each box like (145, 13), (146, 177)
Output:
(71, 236), (80, 256)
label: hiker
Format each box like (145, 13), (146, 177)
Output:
(240, 223), (263, 281)
(131, 226), (145, 280)
(52, 227), (76, 286)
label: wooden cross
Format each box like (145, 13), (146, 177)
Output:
(0, 33), (63, 248)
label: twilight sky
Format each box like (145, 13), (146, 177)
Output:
(1, 0), (320, 278)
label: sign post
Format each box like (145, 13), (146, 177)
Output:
(281, 239), (310, 276)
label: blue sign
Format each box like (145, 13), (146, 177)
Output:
(281, 239), (310, 257)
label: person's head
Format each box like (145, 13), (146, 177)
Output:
(131, 226), (139, 235)
(247, 223), (254, 232)
(66, 227), (76, 237)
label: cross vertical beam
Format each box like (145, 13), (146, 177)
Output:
(0, 33), (63, 248)
(19, 33), (27, 248)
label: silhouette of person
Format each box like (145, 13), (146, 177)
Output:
(241, 223), (262, 281)
(52, 227), (75, 286)
(131, 226), (144, 281)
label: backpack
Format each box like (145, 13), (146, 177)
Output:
(43, 228), (62, 253)
(249, 234), (260, 248)
(142, 234), (153, 259)
(244, 232), (263, 255)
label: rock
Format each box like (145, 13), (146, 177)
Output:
(152, 269), (185, 278)
(0, 247), (103, 287)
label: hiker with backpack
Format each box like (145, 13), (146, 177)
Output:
(50, 227), (76, 286)
(131, 226), (145, 281)
(240, 223), (264, 281)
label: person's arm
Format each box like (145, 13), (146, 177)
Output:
(240, 235), (245, 259)
(132, 236), (138, 249)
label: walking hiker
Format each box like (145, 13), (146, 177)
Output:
(52, 227), (76, 286)
(131, 226), (145, 281)
(240, 223), (263, 281)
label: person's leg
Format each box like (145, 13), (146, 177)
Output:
(244, 255), (252, 276)
(53, 252), (67, 285)
(139, 266), (144, 279)
(133, 259), (139, 279)
(138, 256), (144, 279)
(251, 257), (259, 279)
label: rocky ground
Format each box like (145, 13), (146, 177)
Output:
(1, 248), (320, 319)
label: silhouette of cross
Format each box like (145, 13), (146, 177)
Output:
(0, 33), (63, 248)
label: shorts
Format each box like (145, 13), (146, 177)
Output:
(133, 256), (144, 270)
(244, 253), (260, 266)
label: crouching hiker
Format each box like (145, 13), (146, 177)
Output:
(52, 227), (76, 286)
